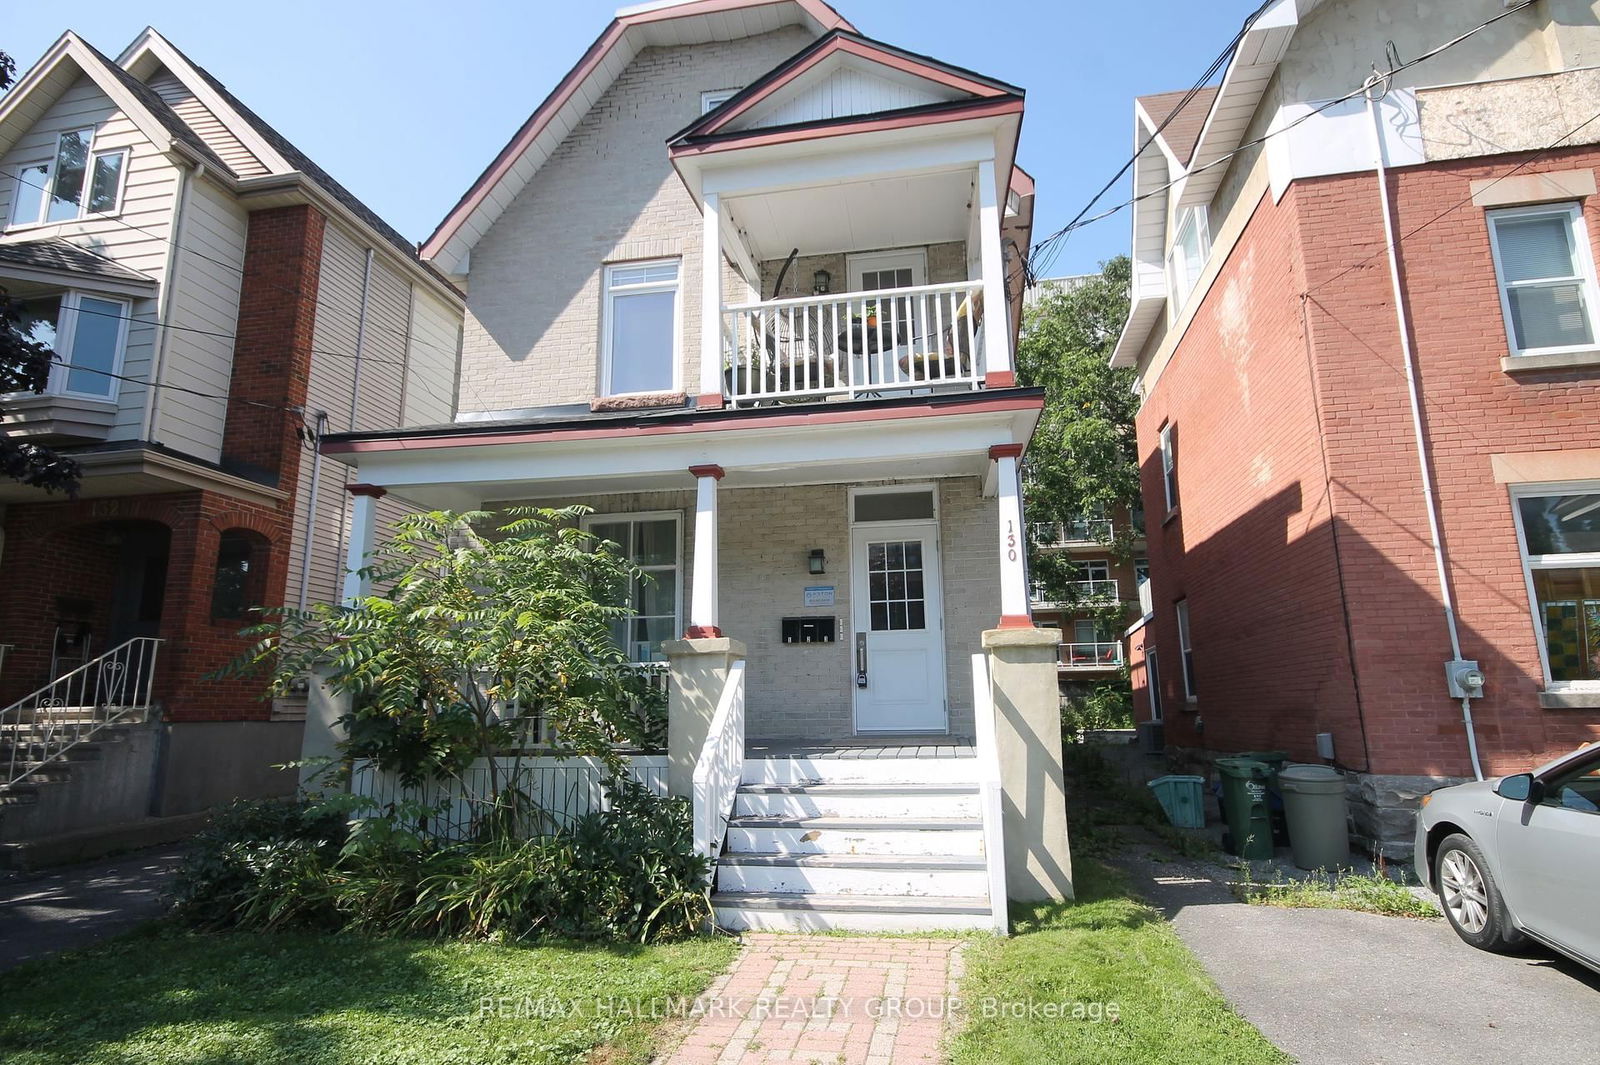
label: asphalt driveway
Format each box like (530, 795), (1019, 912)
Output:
(0, 846), (183, 970)
(1112, 847), (1600, 1065)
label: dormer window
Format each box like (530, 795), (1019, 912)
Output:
(1167, 205), (1210, 314)
(7, 128), (128, 228)
(701, 89), (740, 114)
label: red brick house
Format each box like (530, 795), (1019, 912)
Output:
(0, 29), (461, 847)
(1112, 0), (1600, 854)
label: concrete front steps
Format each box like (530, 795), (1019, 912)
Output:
(711, 747), (999, 932)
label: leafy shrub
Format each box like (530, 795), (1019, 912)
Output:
(172, 782), (711, 943)
(1061, 680), (1134, 741)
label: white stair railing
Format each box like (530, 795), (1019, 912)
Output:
(691, 659), (746, 868)
(971, 652), (1009, 935)
(1, 637), (161, 788)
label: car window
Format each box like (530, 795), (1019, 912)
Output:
(1542, 754), (1600, 814)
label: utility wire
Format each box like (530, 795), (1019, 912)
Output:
(1029, 0), (1540, 273)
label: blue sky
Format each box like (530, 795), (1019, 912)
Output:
(3, 0), (1249, 278)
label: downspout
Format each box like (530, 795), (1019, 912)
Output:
(142, 161), (200, 441)
(1365, 78), (1483, 780)
(296, 409), (329, 611)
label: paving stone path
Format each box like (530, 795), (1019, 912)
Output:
(658, 934), (967, 1065)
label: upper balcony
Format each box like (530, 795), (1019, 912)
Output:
(668, 30), (1030, 409)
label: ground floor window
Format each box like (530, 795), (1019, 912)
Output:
(1514, 486), (1600, 687)
(583, 513), (681, 662)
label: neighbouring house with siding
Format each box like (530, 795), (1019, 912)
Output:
(0, 27), (463, 853)
(1112, 0), (1600, 858)
(308, 0), (1074, 932)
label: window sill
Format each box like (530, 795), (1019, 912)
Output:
(590, 392), (687, 412)
(1162, 507), (1180, 527)
(1538, 689), (1600, 709)
(1501, 350), (1600, 373)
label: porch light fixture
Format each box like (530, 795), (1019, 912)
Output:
(808, 548), (827, 575)
(812, 269), (831, 295)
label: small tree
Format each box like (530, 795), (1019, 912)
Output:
(231, 506), (663, 837)
(0, 48), (79, 495)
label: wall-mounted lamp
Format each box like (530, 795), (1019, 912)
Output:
(807, 548), (827, 575)
(812, 269), (831, 295)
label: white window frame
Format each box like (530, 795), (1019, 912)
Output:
(1134, 558), (1151, 584)
(1175, 598), (1196, 701)
(701, 88), (741, 114)
(1079, 559), (1111, 582)
(580, 510), (684, 663)
(1510, 480), (1600, 692)
(600, 259), (682, 397)
(9, 128), (131, 230)
(1159, 422), (1178, 513)
(1146, 647), (1164, 723)
(5, 290), (130, 401)
(848, 482), (940, 526)
(1166, 205), (1210, 315)
(1486, 203), (1600, 358)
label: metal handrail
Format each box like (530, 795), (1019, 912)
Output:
(1, 637), (161, 788)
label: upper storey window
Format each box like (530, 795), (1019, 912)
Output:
(602, 259), (680, 396)
(701, 89), (740, 114)
(8, 291), (129, 399)
(1487, 204), (1600, 356)
(1166, 206), (1209, 314)
(8, 127), (128, 228)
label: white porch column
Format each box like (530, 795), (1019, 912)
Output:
(990, 444), (1031, 628)
(976, 157), (1015, 388)
(341, 483), (386, 607)
(699, 191), (725, 409)
(686, 464), (723, 637)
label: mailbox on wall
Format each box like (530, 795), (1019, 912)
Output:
(781, 617), (837, 644)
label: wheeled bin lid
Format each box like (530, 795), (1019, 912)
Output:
(1277, 764), (1345, 794)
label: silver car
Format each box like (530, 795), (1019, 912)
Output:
(1415, 743), (1600, 973)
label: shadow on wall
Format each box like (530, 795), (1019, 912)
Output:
(1138, 456), (1594, 779)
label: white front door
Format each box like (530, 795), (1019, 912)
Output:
(850, 523), (947, 732)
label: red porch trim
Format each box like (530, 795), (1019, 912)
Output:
(985, 370), (1017, 388)
(346, 483), (388, 498)
(988, 443), (1024, 461)
(684, 625), (724, 638)
(323, 393), (1043, 456)
(996, 614), (1034, 629)
(688, 464), (726, 480)
(696, 392), (726, 410)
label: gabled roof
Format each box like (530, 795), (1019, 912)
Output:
(420, 0), (854, 275)
(1134, 86), (1218, 167)
(671, 29), (1021, 144)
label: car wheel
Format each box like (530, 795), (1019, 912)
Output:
(1434, 833), (1523, 952)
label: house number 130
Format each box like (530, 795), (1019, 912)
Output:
(1005, 521), (1017, 562)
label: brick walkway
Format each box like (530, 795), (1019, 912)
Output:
(659, 934), (967, 1065)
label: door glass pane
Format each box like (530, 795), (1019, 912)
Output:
(866, 539), (926, 632)
(87, 151), (125, 214)
(47, 130), (91, 222)
(609, 289), (675, 393)
(65, 297), (121, 397)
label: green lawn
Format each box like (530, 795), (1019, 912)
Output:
(0, 926), (736, 1065)
(948, 861), (1289, 1065)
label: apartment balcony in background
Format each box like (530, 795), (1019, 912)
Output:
(1058, 641), (1124, 671)
(1030, 518), (1113, 547)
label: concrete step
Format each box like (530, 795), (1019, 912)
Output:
(712, 891), (995, 933)
(733, 783), (980, 820)
(724, 815), (985, 857)
(715, 852), (988, 897)
(741, 754), (980, 787)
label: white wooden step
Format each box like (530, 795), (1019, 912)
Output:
(724, 816), (985, 857)
(741, 755), (980, 786)
(716, 852), (988, 897)
(712, 891), (995, 933)
(733, 783), (980, 820)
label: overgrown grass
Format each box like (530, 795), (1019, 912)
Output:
(1064, 745), (1218, 861)
(0, 924), (736, 1065)
(1235, 868), (1440, 919)
(948, 861), (1289, 1065)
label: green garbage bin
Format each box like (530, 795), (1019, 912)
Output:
(1148, 775), (1206, 829)
(1216, 758), (1274, 859)
(1278, 764), (1349, 870)
(1237, 750), (1290, 844)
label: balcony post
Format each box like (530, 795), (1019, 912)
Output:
(341, 483), (386, 607)
(686, 464), (723, 637)
(698, 192), (724, 410)
(976, 157), (1014, 388)
(990, 444), (1032, 628)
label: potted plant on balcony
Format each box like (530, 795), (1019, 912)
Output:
(862, 300), (878, 330)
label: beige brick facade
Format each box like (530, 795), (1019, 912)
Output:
(459, 27), (814, 413)
(490, 476), (1000, 741)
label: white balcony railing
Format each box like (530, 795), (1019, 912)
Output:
(1073, 578), (1120, 601)
(721, 280), (985, 405)
(1031, 519), (1113, 547)
(1059, 642), (1124, 670)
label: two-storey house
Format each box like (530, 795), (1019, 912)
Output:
(312, 0), (1072, 931)
(0, 28), (462, 850)
(1113, 0), (1600, 856)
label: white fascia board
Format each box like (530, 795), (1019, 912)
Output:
(1109, 294), (1163, 370)
(0, 37), (180, 163)
(115, 28), (294, 174)
(342, 408), (1036, 495)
